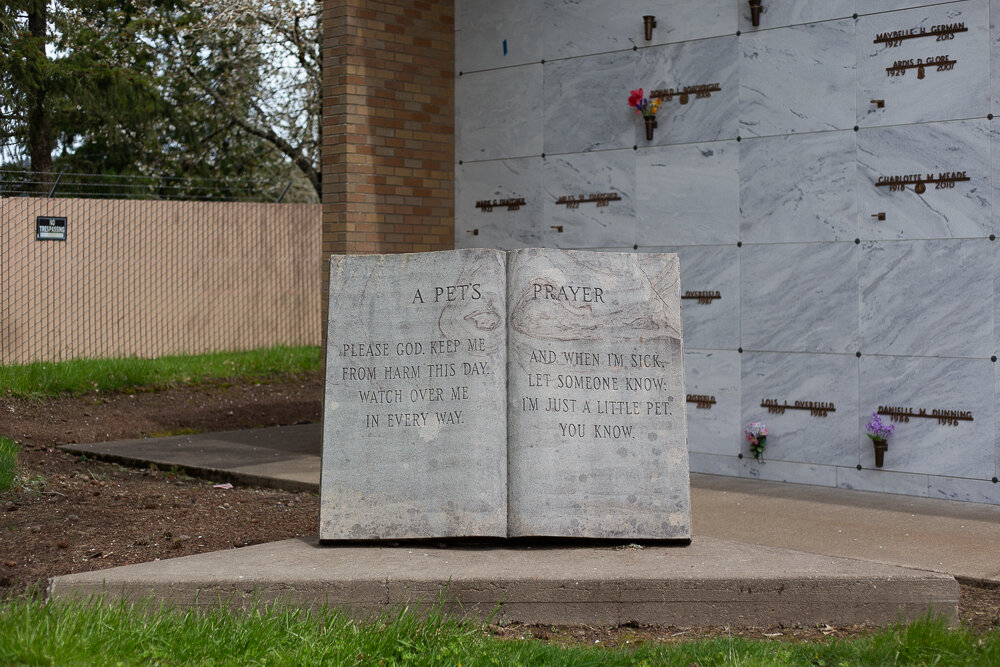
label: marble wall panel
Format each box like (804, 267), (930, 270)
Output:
(684, 350), (741, 457)
(540, 150), (635, 248)
(993, 119), (1000, 237)
(644, 245), (739, 349)
(634, 37), (739, 146)
(993, 0), (1000, 112)
(689, 452), (741, 476)
(456, 0), (543, 72)
(741, 351), (860, 466)
(741, 458), (839, 486)
(930, 476), (1000, 503)
(741, 243), (859, 354)
(457, 66), (543, 161)
(635, 141), (739, 246)
(836, 467), (931, 497)
(544, 0), (736, 59)
(859, 240), (992, 357)
(455, 159), (544, 250)
(857, 1), (989, 128)
(859, 356), (994, 478)
(740, 131), (857, 243)
(738, 0), (855, 31)
(860, 0), (975, 16)
(857, 120), (991, 240)
(740, 19), (857, 137)
(543, 52), (636, 155)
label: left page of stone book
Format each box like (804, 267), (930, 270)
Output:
(320, 249), (508, 540)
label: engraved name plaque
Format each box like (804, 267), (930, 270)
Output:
(761, 399), (835, 418)
(686, 394), (716, 410)
(874, 22), (967, 47)
(878, 406), (973, 426)
(682, 290), (721, 305)
(875, 171), (969, 194)
(650, 83), (721, 105)
(885, 55), (956, 79)
(476, 198), (526, 212)
(555, 193), (622, 209)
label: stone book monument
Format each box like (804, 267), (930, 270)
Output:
(320, 248), (689, 541)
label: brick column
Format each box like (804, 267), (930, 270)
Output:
(322, 0), (455, 289)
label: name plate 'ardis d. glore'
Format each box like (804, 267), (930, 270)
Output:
(320, 248), (690, 542)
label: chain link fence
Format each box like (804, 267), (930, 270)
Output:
(1, 172), (321, 365)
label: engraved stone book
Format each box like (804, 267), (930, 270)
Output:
(320, 248), (690, 541)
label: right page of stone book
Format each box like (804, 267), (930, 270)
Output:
(505, 249), (691, 539)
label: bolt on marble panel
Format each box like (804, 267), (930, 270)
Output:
(740, 19), (857, 137)
(456, 0), (544, 72)
(635, 141), (739, 247)
(543, 51), (637, 155)
(455, 159), (544, 250)
(684, 350), (741, 457)
(634, 37), (739, 146)
(457, 66), (543, 161)
(738, 0), (855, 32)
(741, 351), (860, 467)
(857, 120), (991, 240)
(857, 0), (989, 128)
(836, 467), (931, 497)
(643, 245), (739, 349)
(740, 242), (860, 354)
(859, 355), (994, 478)
(859, 240), (992, 357)
(740, 130), (858, 243)
(541, 150), (635, 249)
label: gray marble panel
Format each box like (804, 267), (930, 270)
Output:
(321, 249), (508, 540)
(740, 131), (858, 243)
(993, 119), (1000, 237)
(689, 452), (742, 476)
(993, 0), (1000, 112)
(857, 1), (989, 128)
(857, 120), (991, 240)
(634, 37), (739, 146)
(739, 0), (855, 31)
(644, 245), (739, 349)
(456, 0), (543, 72)
(684, 350), (741, 457)
(456, 66), (543, 161)
(543, 51), (636, 155)
(541, 150), (635, 249)
(741, 352), (860, 467)
(741, 242), (859, 354)
(836, 467), (931, 497)
(859, 240), (992, 357)
(639, 0), (736, 45)
(506, 249), (690, 539)
(859, 355), (994, 477)
(930, 476), (1000, 503)
(740, 19), (857, 137)
(741, 458), (838, 486)
(861, 0), (975, 15)
(455, 158), (544, 250)
(635, 141), (739, 246)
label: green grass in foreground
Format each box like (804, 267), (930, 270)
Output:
(0, 437), (17, 493)
(0, 599), (994, 667)
(0, 345), (322, 399)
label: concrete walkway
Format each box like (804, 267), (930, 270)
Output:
(54, 424), (1000, 625)
(61, 424), (1000, 585)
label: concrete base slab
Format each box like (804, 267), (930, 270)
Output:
(48, 536), (958, 628)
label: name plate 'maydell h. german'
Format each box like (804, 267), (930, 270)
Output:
(320, 248), (690, 541)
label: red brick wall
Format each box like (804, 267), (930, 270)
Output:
(321, 0), (455, 269)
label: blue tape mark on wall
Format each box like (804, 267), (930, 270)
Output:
(503, 39), (508, 56)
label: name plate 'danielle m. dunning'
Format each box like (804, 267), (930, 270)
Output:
(321, 248), (690, 541)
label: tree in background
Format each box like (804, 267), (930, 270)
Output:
(0, 0), (320, 201)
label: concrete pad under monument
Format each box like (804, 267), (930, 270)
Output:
(321, 248), (689, 540)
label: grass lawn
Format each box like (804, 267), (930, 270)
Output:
(0, 599), (995, 666)
(0, 345), (322, 399)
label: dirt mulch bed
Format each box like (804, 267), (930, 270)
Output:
(2, 373), (1000, 639)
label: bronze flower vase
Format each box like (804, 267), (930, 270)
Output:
(643, 115), (657, 141)
(873, 439), (887, 468)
